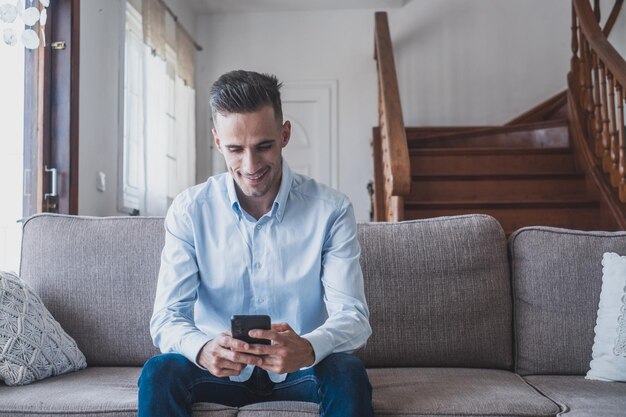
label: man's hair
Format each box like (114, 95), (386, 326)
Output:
(210, 70), (283, 124)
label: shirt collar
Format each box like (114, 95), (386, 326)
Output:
(226, 158), (293, 223)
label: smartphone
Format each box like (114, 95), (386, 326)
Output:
(230, 315), (271, 345)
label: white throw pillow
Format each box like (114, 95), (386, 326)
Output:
(587, 252), (626, 381)
(0, 270), (87, 386)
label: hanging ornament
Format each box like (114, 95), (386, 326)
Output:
(16, 0), (23, 17)
(22, 28), (39, 49)
(39, 0), (49, 6)
(39, 7), (46, 25)
(3, 27), (17, 46)
(0, 3), (18, 23)
(22, 6), (39, 26)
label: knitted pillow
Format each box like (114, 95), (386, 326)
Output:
(0, 270), (86, 386)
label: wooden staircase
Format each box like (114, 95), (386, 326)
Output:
(401, 120), (602, 234)
(371, 3), (626, 231)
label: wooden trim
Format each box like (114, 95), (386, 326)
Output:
(505, 91), (568, 125)
(567, 88), (626, 229)
(372, 128), (386, 221)
(70, 0), (80, 214)
(603, 0), (624, 37)
(374, 11), (411, 221)
(45, 0), (80, 214)
(409, 120), (567, 143)
(574, 0), (626, 91)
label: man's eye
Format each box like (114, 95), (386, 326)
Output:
(229, 148), (243, 153)
(258, 145), (272, 151)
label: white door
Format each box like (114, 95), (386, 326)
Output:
(281, 81), (337, 188)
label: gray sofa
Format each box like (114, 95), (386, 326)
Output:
(1, 213), (625, 416)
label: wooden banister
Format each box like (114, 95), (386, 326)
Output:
(570, 0), (626, 212)
(372, 11), (411, 221)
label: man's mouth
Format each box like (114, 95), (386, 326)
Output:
(242, 168), (268, 184)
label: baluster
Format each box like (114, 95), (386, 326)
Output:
(579, 31), (588, 110)
(594, 0), (601, 22)
(584, 40), (595, 138)
(571, 7), (579, 87)
(608, 72), (620, 186)
(618, 85), (626, 201)
(593, 52), (604, 158)
(601, 63), (611, 170)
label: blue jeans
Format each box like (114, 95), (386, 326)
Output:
(137, 352), (373, 417)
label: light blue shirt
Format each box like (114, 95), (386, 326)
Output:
(150, 160), (371, 383)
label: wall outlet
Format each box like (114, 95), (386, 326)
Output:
(96, 171), (106, 192)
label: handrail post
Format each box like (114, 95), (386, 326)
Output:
(373, 12), (411, 221)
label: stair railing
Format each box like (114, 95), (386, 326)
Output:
(570, 0), (626, 201)
(372, 11), (411, 221)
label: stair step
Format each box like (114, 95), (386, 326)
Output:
(410, 147), (578, 175)
(407, 121), (569, 148)
(409, 173), (588, 201)
(404, 200), (601, 232)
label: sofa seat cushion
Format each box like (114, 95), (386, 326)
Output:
(0, 367), (237, 417)
(368, 368), (559, 416)
(525, 375), (626, 417)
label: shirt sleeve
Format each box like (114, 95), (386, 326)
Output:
(301, 197), (372, 366)
(150, 195), (211, 367)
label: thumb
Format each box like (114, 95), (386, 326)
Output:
(271, 322), (292, 332)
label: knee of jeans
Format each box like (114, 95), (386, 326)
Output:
(139, 353), (192, 387)
(316, 353), (368, 380)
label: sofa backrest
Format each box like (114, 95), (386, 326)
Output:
(509, 226), (626, 375)
(20, 213), (513, 369)
(20, 214), (162, 366)
(356, 214), (514, 370)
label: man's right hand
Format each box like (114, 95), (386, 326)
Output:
(196, 331), (263, 377)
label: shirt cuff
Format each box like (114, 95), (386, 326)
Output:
(180, 331), (212, 369)
(301, 330), (334, 368)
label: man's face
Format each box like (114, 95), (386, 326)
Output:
(213, 105), (291, 203)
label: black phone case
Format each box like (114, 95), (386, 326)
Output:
(231, 315), (271, 345)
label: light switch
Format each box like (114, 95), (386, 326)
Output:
(97, 171), (106, 192)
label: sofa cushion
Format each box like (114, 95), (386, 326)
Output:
(0, 367), (237, 417)
(368, 368), (559, 416)
(0, 270), (86, 386)
(20, 214), (163, 366)
(587, 252), (626, 381)
(509, 227), (626, 375)
(525, 375), (626, 417)
(357, 214), (513, 369)
(237, 401), (319, 416)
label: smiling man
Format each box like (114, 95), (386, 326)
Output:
(138, 70), (374, 417)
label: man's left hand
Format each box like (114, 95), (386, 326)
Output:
(235, 323), (315, 374)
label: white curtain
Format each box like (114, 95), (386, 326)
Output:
(175, 76), (196, 195)
(143, 46), (168, 216)
(122, 1), (197, 216)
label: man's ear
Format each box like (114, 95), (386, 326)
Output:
(212, 128), (223, 154)
(281, 120), (291, 148)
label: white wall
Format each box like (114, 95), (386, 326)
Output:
(78, 0), (196, 216)
(196, 0), (572, 221)
(78, 0), (125, 216)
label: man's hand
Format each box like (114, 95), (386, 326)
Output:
(240, 323), (315, 374)
(197, 331), (263, 377)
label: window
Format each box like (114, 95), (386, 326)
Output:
(0, 38), (24, 272)
(121, 0), (196, 216)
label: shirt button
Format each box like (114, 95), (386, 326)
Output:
(256, 224), (262, 230)
(254, 262), (261, 269)
(257, 298), (265, 303)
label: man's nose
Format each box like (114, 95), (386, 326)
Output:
(242, 151), (261, 173)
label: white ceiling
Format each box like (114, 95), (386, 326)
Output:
(187, 0), (409, 14)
